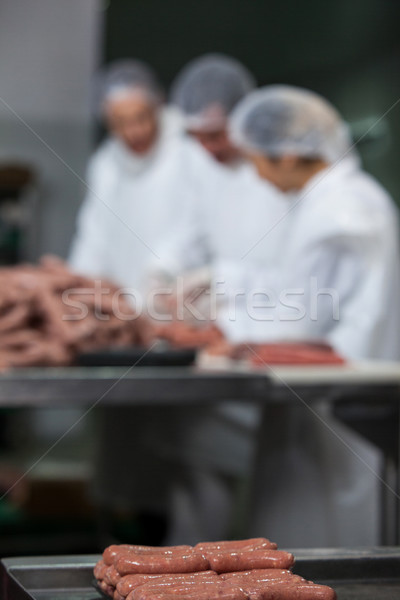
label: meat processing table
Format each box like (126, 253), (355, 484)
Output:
(3, 548), (400, 600)
(0, 361), (400, 406)
(0, 361), (399, 544)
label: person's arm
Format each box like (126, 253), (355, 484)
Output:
(248, 226), (388, 360)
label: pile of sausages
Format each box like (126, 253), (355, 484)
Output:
(226, 343), (345, 366)
(155, 321), (344, 366)
(94, 539), (336, 600)
(0, 257), (140, 369)
(203, 341), (345, 366)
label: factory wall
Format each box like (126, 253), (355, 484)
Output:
(0, 0), (103, 260)
(1, 0), (399, 258)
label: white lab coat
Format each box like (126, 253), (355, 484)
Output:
(159, 159), (287, 269)
(69, 109), (217, 292)
(156, 161), (289, 544)
(216, 155), (400, 360)
(152, 161), (288, 480)
(153, 160), (289, 320)
(225, 155), (400, 547)
(69, 111), (229, 516)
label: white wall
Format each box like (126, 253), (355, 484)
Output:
(0, 0), (103, 259)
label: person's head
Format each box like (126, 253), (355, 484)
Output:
(96, 60), (164, 155)
(171, 54), (256, 164)
(230, 85), (353, 191)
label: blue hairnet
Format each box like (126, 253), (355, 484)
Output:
(230, 85), (353, 163)
(170, 54), (256, 131)
(95, 59), (164, 116)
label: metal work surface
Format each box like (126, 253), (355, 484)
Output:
(290, 547), (400, 599)
(2, 548), (400, 600)
(0, 361), (400, 407)
(0, 366), (271, 407)
(0, 363), (398, 546)
(200, 357), (400, 400)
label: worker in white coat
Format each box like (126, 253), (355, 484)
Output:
(160, 57), (289, 543)
(169, 54), (288, 278)
(224, 85), (400, 546)
(70, 59), (216, 288)
(162, 54), (288, 290)
(69, 60), (225, 541)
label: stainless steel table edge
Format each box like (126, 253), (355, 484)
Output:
(2, 548), (400, 600)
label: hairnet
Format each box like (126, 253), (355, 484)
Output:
(230, 85), (353, 163)
(170, 54), (256, 131)
(95, 59), (164, 116)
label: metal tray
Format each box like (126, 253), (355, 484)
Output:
(2, 548), (400, 600)
(76, 345), (196, 368)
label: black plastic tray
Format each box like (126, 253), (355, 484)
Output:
(76, 345), (196, 368)
(2, 548), (400, 600)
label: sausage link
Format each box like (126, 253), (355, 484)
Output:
(248, 582), (336, 600)
(94, 559), (108, 580)
(104, 565), (122, 587)
(117, 572), (218, 597)
(255, 575), (305, 586)
(240, 576), (308, 599)
(128, 581), (247, 600)
(117, 575), (166, 597)
(116, 551), (210, 576)
(104, 545), (192, 565)
(195, 539), (277, 552)
(98, 579), (115, 598)
(131, 580), (219, 600)
(221, 569), (294, 581)
(204, 550), (294, 573)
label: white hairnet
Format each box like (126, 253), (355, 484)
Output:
(95, 59), (164, 116)
(230, 85), (353, 163)
(170, 54), (256, 131)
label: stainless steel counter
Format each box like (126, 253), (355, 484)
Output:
(3, 548), (400, 600)
(0, 366), (271, 407)
(0, 361), (400, 407)
(0, 361), (399, 545)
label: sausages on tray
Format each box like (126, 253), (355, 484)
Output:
(94, 538), (336, 600)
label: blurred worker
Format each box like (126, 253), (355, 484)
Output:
(70, 59), (216, 287)
(159, 57), (289, 544)
(225, 85), (400, 546)
(69, 60), (223, 542)
(171, 53), (255, 166)
(229, 85), (400, 358)
(164, 54), (287, 297)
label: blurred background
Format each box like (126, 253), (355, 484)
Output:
(0, 0), (400, 262)
(0, 0), (400, 556)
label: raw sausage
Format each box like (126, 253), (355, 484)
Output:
(248, 582), (336, 600)
(221, 570), (303, 583)
(204, 550), (294, 573)
(94, 559), (108, 580)
(221, 569), (294, 580)
(131, 580), (220, 600)
(104, 545), (192, 565)
(128, 581), (248, 600)
(104, 565), (122, 586)
(117, 572), (218, 597)
(195, 539), (277, 552)
(116, 551), (210, 576)
(98, 579), (115, 598)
